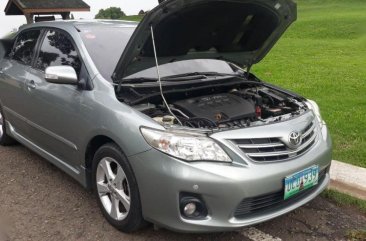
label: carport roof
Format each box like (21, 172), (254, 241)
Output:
(5, 0), (90, 15)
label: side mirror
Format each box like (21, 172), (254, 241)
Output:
(45, 66), (78, 85)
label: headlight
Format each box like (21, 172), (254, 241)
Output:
(140, 127), (232, 162)
(306, 100), (325, 127)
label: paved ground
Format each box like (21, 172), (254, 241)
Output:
(0, 145), (365, 241)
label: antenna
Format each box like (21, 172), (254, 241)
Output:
(150, 25), (182, 126)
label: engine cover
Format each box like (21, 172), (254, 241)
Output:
(173, 93), (255, 123)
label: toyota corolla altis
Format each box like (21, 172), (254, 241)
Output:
(0, 0), (331, 233)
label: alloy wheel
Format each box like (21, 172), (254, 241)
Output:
(96, 157), (131, 221)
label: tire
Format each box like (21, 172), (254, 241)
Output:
(0, 106), (16, 146)
(92, 143), (147, 233)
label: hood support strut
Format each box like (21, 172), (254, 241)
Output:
(150, 24), (182, 125)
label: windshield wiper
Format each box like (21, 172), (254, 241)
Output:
(162, 72), (221, 79)
(161, 71), (240, 80)
(121, 77), (159, 84)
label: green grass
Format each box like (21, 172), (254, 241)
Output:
(122, 1), (366, 167)
(120, 15), (143, 22)
(322, 189), (366, 214)
(253, 0), (366, 167)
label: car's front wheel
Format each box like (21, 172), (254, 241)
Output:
(92, 143), (147, 233)
(0, 106), (16, 146)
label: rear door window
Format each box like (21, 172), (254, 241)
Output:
(35, 29), (81, 75)
(11, 30), (41, 65)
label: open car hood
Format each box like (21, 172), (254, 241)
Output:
(112, 0), (296, 82)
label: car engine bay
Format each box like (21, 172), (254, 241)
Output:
(120, 81), (309, 131)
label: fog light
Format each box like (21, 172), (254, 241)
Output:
(179, 193), (208, 220)
(183, 202), (197, 216)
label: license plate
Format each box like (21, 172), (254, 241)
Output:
(284, 165), (319, 200)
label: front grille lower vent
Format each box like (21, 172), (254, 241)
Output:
(231, 121), (317, 162)
(233, 168), (327, 219)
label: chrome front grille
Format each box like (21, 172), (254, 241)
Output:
(231, 121), (317, 162)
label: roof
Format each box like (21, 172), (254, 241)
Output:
(5, 0), (90, 15)
(19, 20), (139, 31)
(3, 20), (137, 40)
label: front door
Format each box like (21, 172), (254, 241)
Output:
(23, 29), (87, 168)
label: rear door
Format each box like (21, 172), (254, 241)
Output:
(0, 29), (42, 139)
(22, 28), (88, 167)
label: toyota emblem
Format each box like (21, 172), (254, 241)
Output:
(288, 131), (302, 148)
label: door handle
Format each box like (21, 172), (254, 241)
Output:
(26, 80), (36, 90)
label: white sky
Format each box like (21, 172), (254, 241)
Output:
(0, 0), (158, 37)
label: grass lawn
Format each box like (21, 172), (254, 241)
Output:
(254, 0), (366, 167)
(120, 15), (143, 22)
(121, 0), (366, 167)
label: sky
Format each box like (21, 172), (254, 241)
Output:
(0, 0), (158, 37)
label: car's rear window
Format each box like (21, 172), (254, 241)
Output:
(78, 25), (135, 81)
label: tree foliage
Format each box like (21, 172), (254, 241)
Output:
(95, 7), (126, 19)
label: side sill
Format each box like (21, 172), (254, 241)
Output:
(7, 121), (88, 188)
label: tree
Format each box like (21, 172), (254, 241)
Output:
(95, 7), (126, 19)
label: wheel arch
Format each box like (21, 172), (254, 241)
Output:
(84, 135), (117, 189)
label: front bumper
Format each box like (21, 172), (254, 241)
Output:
(129, 116), (332, 232)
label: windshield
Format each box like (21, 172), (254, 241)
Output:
(78, 24), (136, 81)
(78, 24), (236, 82)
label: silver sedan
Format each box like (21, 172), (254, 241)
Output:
(0, 0), (331, 233)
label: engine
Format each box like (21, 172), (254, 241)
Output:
(136, 86), (307, 130)
(172, 93), (256, 124)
